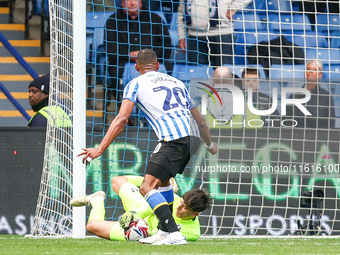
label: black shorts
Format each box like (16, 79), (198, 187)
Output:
(146, 136), (201, 182)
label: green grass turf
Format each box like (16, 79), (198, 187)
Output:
(1, 235), (340, 255)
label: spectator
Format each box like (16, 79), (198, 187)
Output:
(205, 66), (262, 129)
(285, 59), (335, 129)
(28, 74), (71, 127)
(242, 67), (279, 116)
(177, 0), (252, 67)
(208, 67), (234, 122)
(105, 0), (172, 102)
(247, 35), (305, 77)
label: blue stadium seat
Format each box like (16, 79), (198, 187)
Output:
(172, 64), (214, 82)
(170, 48), (186, 63)
(268, 14), (312, 32)
(233, 12), (263, 31)
(323, 65), (340, 81)
(222, 64), (266, 79)
(86, 12), (114, 83)
(330, 31), (340, 48)
(122, 63), (167, 86)
(92, 27), (105, 51)
(269, 64), (305, 80)
(246, 0), (291, 13)
(87, 11), (114, 35)
(285, 31), (328, 48)
(316, 14), (340, 33)
(267, 0), (292, 12)
(305, 48), (340, 65)
(86, 12), (114, 63)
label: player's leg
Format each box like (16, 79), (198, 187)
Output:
(71, 191), (115, 239)
(150, 137), (201, 245)
(208, 34), (233, 66)
(158, 179), (174, 214)
(138, 142), (185, 244)
(112, 175), (153, 217)
(87, 219), (125, 241)
(140, 172), (178, 233)
(87, 176), (147, 241)
(86, 220), (116, 240)
(111, 175), (129, 195)
(139, 171), (178, 244)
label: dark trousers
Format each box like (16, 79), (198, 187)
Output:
(187, 34), (233, 67)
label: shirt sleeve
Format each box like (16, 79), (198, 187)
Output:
(123, 79), (139, 103)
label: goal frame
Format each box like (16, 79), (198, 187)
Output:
(72, 0), (87, 239)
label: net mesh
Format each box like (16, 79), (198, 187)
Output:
(30, 0), (340, 237)
(30, 0), (74, 236)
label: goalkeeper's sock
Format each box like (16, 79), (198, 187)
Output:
(158, 184), (174, 215)
(145, 189), (178, 233)
(88, 199), (106, 223)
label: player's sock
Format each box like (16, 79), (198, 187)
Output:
(158, 184), (174, 214)
(88, 198), (106, 223)
(145, 189), (178, 233)
(158, 185), (174, 231)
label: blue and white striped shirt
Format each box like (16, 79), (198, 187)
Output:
(123, 71), (200, 141)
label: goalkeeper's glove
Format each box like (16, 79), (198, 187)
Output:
(119, 211), (138, 229)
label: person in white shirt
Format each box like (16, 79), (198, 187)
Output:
(177, 0), (252, 66)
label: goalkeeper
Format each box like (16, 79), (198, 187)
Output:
(71, 175), (210, 241)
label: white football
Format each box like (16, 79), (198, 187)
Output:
(124, 218), (149, 241)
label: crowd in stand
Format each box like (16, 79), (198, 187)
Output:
(83, 0), (339, 128)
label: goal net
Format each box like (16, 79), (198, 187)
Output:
(29, 0), (340, 237)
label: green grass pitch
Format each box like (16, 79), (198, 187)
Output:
(1, 236), (340, 254)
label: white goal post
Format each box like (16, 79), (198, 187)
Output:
(28, 0), (87, 238)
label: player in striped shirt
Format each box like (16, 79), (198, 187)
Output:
(78, 49), (217, 245)
(70, 175), (210, 241)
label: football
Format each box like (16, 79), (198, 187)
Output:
(124, 218), (149, 241)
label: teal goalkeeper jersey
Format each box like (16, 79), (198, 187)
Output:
(144, 194), (201, 241)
